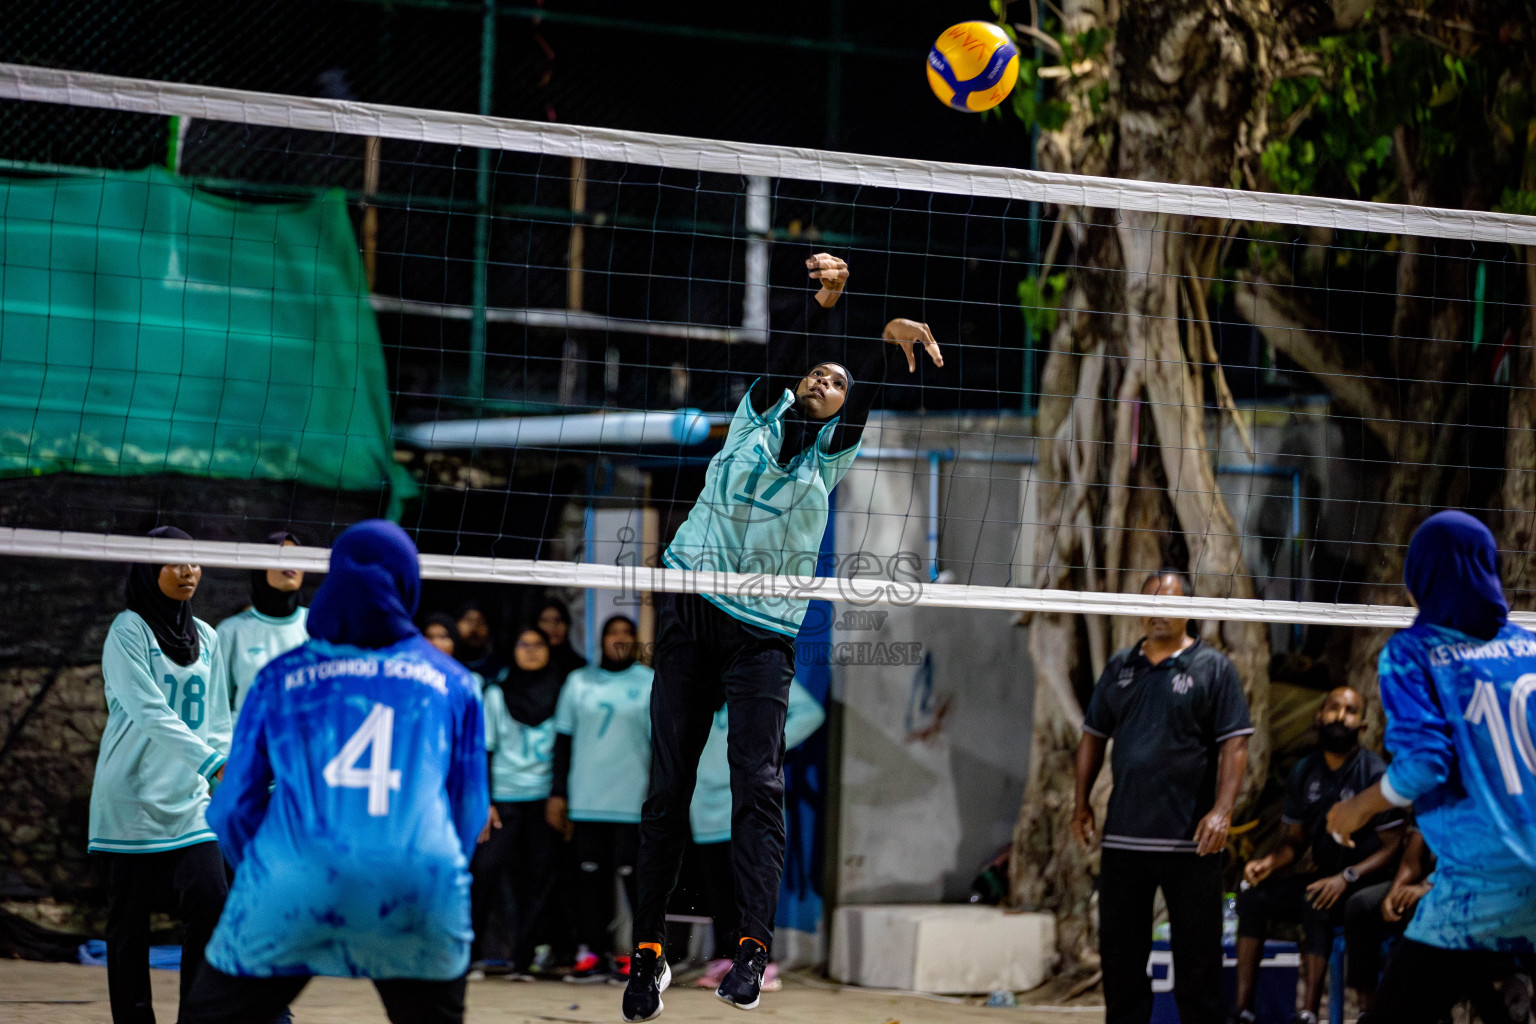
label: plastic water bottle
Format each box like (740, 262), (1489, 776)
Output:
(1222, 891), (1239, 944)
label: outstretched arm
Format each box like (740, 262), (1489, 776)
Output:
(754, 254), (848, 415)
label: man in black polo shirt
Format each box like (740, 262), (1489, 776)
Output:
(1073, 570), (1253, 1024)
(1230, 686), (1405, 1024)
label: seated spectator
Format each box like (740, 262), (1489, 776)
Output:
(1230, 686), (1405, 1024)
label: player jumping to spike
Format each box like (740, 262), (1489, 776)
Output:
(182, 520), (488, 1024)
(621, 253), (942, 1022)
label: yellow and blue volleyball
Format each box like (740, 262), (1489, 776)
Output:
(926, 21), (1020, 113)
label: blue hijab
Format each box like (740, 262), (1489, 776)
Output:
(307, 520), (421, 648)
(1403, 510), (1508, 641)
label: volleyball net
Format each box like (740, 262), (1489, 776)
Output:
(2, 62), (1535, 631)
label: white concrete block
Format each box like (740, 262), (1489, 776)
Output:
(830, 904), (1057, 994)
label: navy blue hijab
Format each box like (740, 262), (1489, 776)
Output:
(307, 520), (421, 648)
(1403, 510), (1508, 641)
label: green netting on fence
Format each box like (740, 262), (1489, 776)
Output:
(0, 165), (416, 515)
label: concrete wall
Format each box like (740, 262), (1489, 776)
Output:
(830, 415), (1037, 905)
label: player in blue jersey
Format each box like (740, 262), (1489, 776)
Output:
(549, 615), (654, 983)
(623, 252), (942, 1021)
(215, 531), (309, 724)
(181, 520), (488, 1024)
(91, 525), (232, 1024)
(469, 624), (563, 980)
(688, 679), (824, 993)
(1326, 511), (1536, 1024)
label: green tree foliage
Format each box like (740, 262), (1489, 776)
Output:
(1260, 3), (1535, 209)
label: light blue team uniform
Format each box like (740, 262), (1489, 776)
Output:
(89, 611), (232, 854)
(203, 635), (488, 979)
(690, 679), (825, 843)
(483, 682), (556, 802)
(215, 606), (310, 722)
(554, 662), (654, 823)
(1377, 622), (1536, 952)
(662, 386), (861, 637)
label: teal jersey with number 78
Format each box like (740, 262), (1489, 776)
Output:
(89, 610), (232, 853)
(664, 384), (861, 636)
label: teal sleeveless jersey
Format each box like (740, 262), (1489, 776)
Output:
(90, 611), (232, 853)
(663, 386), (860, 636)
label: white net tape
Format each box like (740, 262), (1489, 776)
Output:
(11, 528), (1536, 629)
(2, 63), (1535, 245)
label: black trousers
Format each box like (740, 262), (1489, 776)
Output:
(1342, 880), (1403, 991)
(634, 592), (794, 948)
(1360, 938), (1534, 1024)
(469, 799), (557, 967)
(181, 964), (467, 1024)
(1098, 848), (1225, 1024)
(1235, 872), (1347, 957)
(103, 842), (229, 1024)
(572, 821), (639, 955)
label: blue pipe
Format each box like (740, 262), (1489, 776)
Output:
(928, 451), (942, 583)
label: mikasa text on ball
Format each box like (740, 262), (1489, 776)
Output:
(927, 21), (1020, 113)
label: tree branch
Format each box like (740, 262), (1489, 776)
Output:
(1232, 277), (1397, 452)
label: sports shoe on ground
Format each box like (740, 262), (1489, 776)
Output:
(761, 962), (781, 992)
(695, 958), (733, 989)
(466, 968), (486, 981)
(606, 954), (633, 986)
(1288, 1013), (1318, 1024)
(506, 968), (535, 982)
(1227, 1011), (1256, 1024)
(564, 946), (609, 984)
(716, 940), (770, 1011)
(621, 947), (671, 1023)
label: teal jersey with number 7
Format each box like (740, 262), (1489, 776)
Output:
(554, 662), (653, 823)
(664, 384), (861, 636)
(89, 610), (232, 853)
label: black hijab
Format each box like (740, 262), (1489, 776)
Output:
(455, 600), (495, 671)
(539, 598), (588, 674)
(420, 612), (460, 653)
(598, 615), (639, 673)
(125, 525), (201, 667)
(499, 626), (565, 727)
(251, 530), (304, 618)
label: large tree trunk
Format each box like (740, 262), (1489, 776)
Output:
(1008, 0), (1294, 970)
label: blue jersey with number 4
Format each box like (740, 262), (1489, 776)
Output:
(203, 635), (487, 980)
(663, 386), (860, 636)
(1377, 622), (1536, 951)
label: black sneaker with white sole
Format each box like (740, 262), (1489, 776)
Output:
(715, 940), (770, 1011)
(621, 947), (671, 1023)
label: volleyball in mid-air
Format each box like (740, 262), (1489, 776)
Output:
(926, 21), (1020, 113)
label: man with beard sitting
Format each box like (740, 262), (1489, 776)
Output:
(1229, 686), (1406, 1024)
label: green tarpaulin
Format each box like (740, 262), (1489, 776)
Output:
(0, 166), (416, 515)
